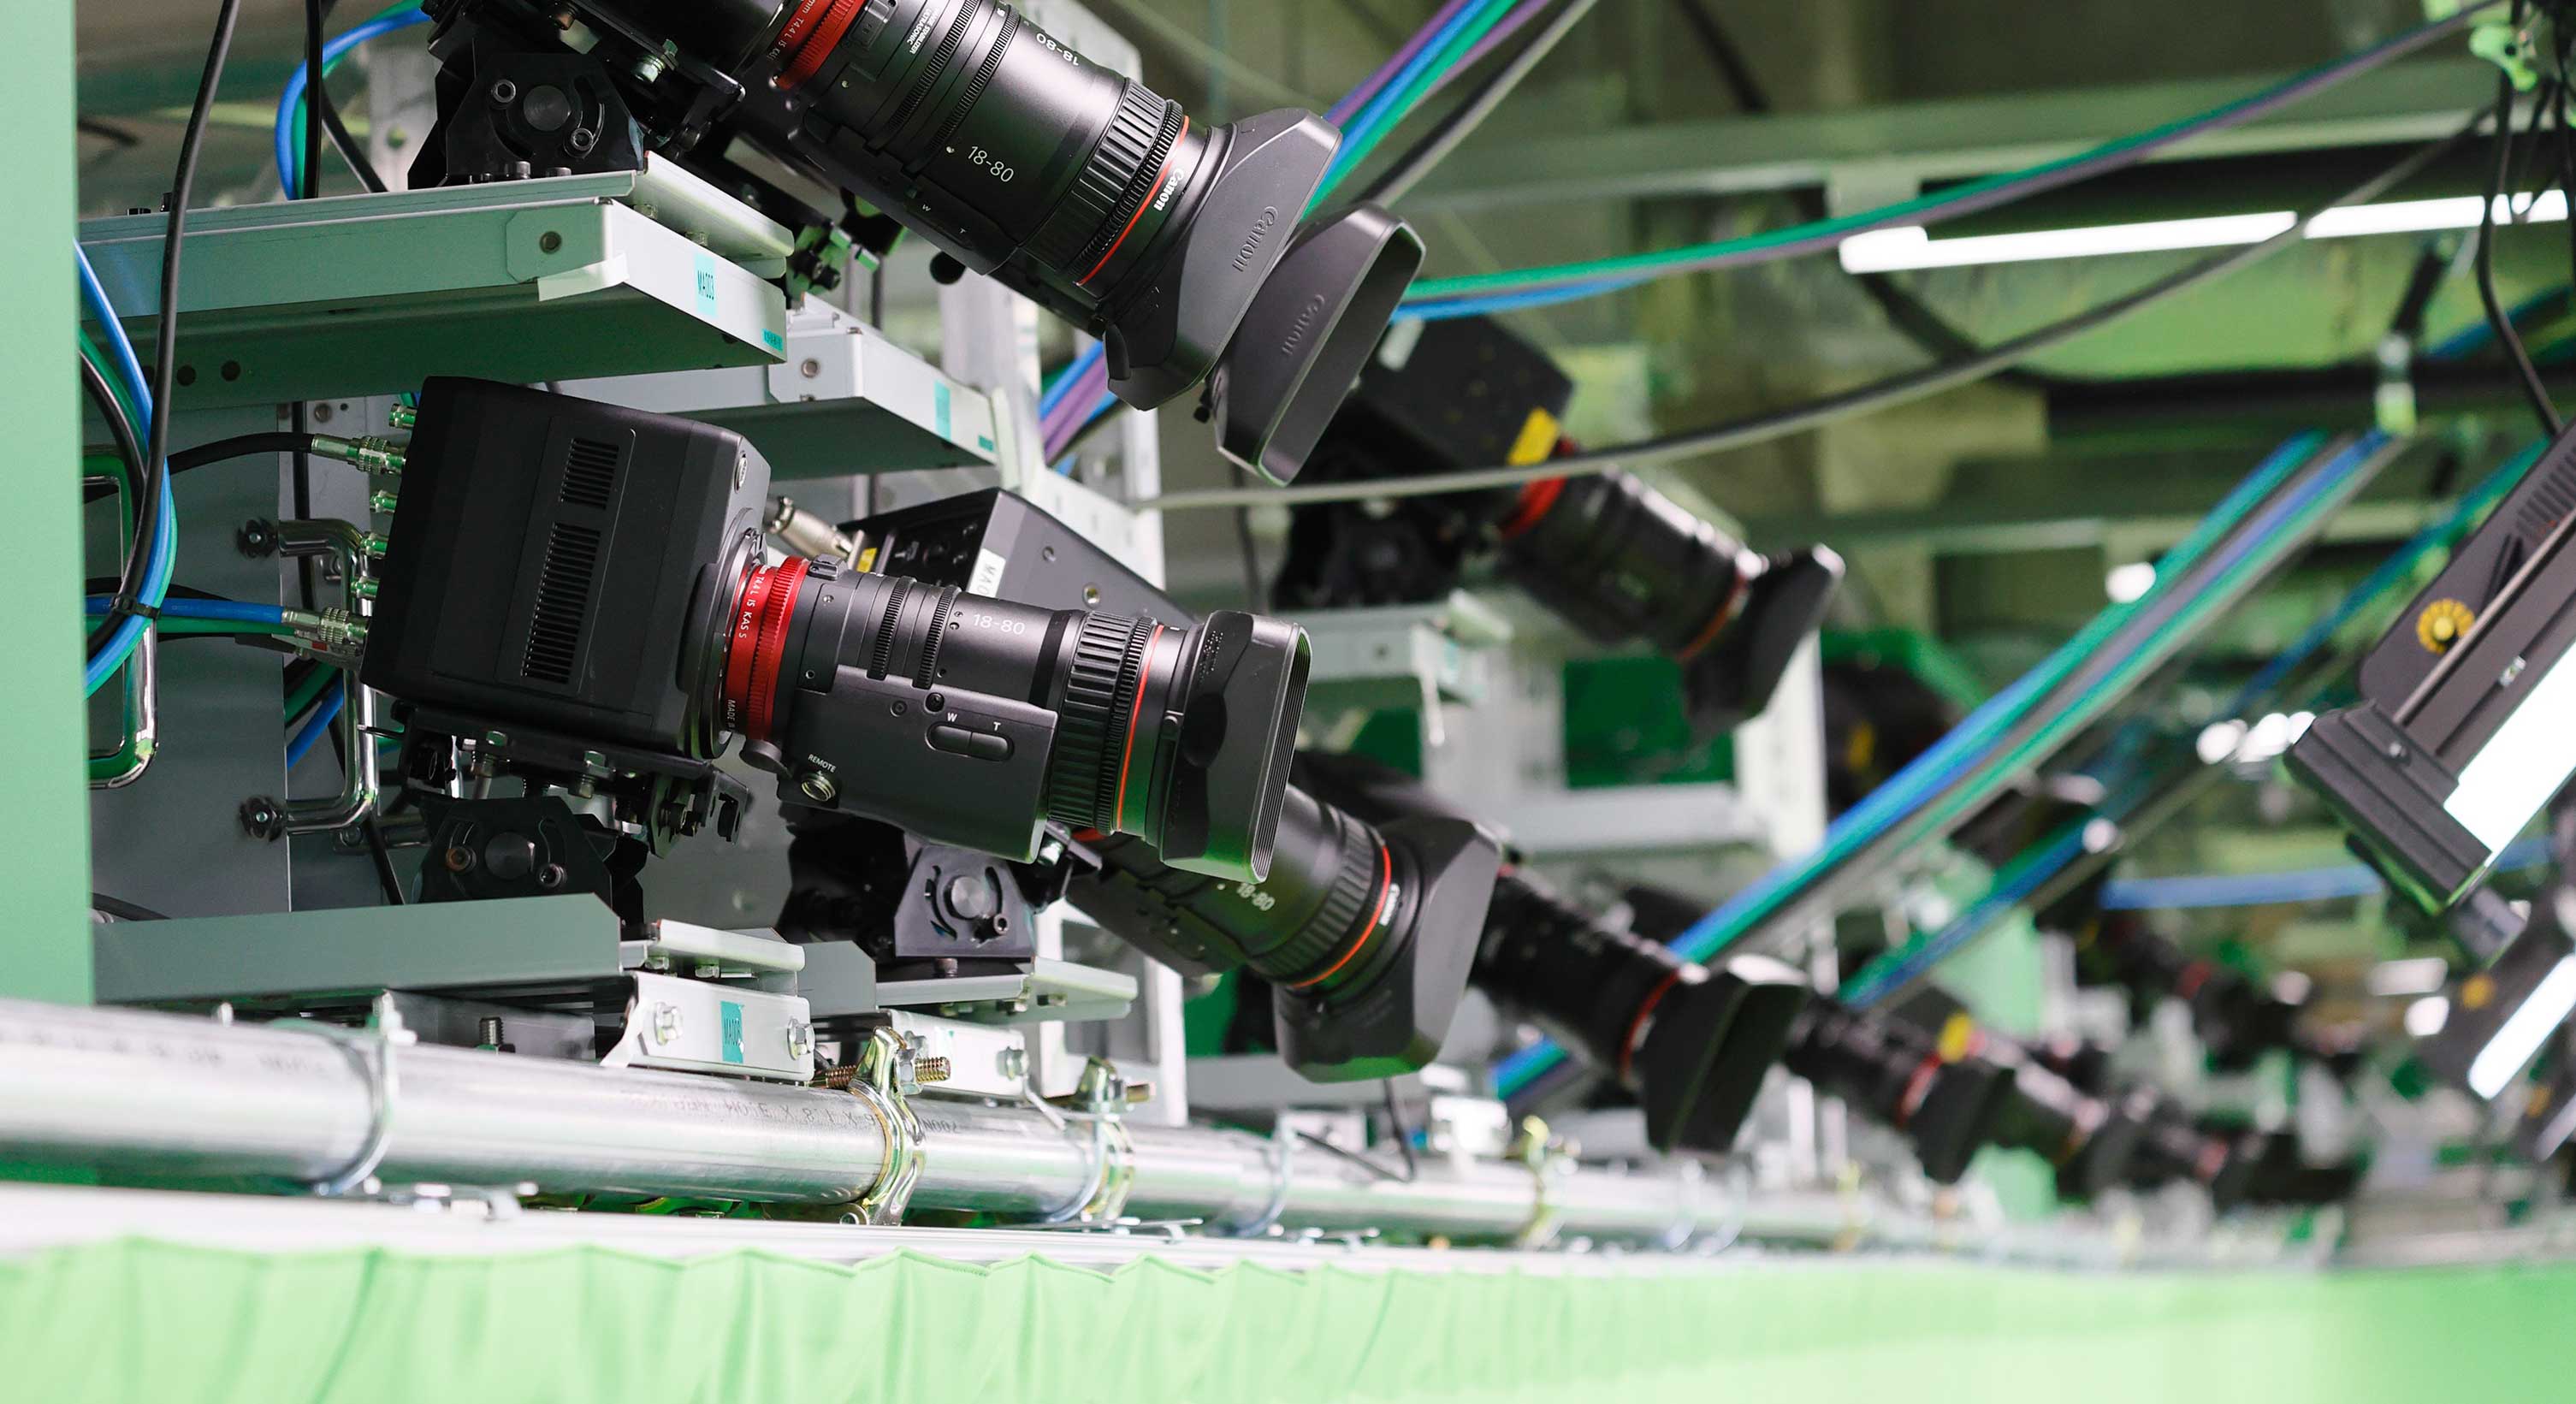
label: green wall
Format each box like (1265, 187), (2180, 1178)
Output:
(3, 0), (92, 1003)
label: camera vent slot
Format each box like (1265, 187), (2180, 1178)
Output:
(560, 437), (621, 511)
(522, 522), (602, 684)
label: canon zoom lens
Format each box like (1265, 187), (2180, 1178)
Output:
(579, 0), (1422, 478)
(1781, 999), (2014, 1184)
(1498, 472), (1845, 740)
(1070, 784), (1501, 1082)
(1472, 873), (1809, 1158)
(711, 555), (1307, 882)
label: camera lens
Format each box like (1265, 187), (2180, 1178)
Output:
(1070, 784), (1501, 1081)
(1474, 871), (1809, 1158)
(537, 0), (1422, 476)
(712, 557), (1307, 880)
(1781, 998), (2014, 1184)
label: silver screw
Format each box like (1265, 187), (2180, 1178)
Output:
(734, 452), (749, 489)
(632, 55), (666, 83)
(2502, 656), (2528, 688)
(786, 1022), (813, 1060)
(650, 1003), (681, 1046)
(799, 358), (821, 379)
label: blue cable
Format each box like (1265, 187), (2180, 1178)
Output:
(1040, 343), (1103, 419)
(76, 244), (175, 697)
(1400, 277), (1641, 322)
(274, 9), (432, 198)
(84, 596), (287, 625)
(2102, 835), (2555, 911)
(1845, 823), (2097, 1010)
(1495, 431), (2340, 1097)
(286, 684), (346, 769)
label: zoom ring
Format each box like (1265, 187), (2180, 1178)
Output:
(1259, 815), (1383, 987)
(1045, 611), (1149, 830)
(1026, 80), (1168, 274)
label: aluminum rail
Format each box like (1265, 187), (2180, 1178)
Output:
(0, 999), (2222, 1265)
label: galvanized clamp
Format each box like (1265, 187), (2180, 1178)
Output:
(1030, 1058), (1137, 1226)
(838, 1026), (925, 1226)
(1214, 1127), (1296, 1240)
(1506, 1115), (1576, 1250)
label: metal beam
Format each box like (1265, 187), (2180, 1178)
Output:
(1408, 57), (2501, 213)
(3, 0), (89, 1001)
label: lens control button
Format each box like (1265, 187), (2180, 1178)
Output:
(966, 732), (1014, 761)
(928, 723), (978, 755)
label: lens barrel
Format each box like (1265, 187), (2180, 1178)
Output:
(1782, 998), (2014, 1184)
(714, 556), (1306, 880)
(1071, 783), (1501, 1081)
(1474, 871), (1809, 1158)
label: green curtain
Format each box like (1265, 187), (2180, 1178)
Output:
(6, 1241), (2576, 1402)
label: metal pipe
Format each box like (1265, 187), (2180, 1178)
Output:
(0, 998), (2209, 1264)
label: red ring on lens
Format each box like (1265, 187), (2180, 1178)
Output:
(721, 559), (811, 743)
(779, 0), (869, 91)
(1617, 969), (1686, 1081)
(1496, 477), (1566, 540)
(769, 0), (837, 62)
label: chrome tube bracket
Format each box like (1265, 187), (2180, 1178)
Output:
(1215, 1129), (1296, 1239)
(282, 994), (413, 1198)
(1028, 1058), (1138, 1226)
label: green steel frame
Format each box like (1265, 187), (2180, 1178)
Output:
(3, 1), (89, 1003)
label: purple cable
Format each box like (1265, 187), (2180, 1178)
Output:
(1327, 0), (1477, 126)
(1424, 0), (1554, 99)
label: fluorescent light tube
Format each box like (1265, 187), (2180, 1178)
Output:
(1839, 192), (2573, 274)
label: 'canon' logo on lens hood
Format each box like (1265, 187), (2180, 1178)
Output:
(1232, 207), (1280, 272)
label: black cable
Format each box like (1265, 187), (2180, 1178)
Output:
(1227, 467), (1265, 611)
(1292, 1129), (1413, 1183)
(89, 893), (169, 922)
(1147, 113), (2488, 511)
(303, 0), (326, 198)
(1668, 0), (1769, 113)
(2478, 46), (2562, 434)
(92, 0), (244, 657)
(76, 117), (141, 149)
(1380, 1080), (1419, 1182)
(317, 81), (388, 193)
(82, 431), (323, 503)
(1423, 4), (2500, 297)
(363, 816), (409, 905)
(1350, 0), (1600, 207)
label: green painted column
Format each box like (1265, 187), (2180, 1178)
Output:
(1, 0), (92, 1003)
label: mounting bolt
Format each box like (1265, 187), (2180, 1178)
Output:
(236, 519), (277, 558)
(650, 1003), (681, 1046)
(631, 54), (666, 83)
(238, 797), (284, 841)
(786, 1022), (813, 1060)
(536, 862), (567, 890)
(443, 845), (477, 874)
(569, 127), (597, 155)
(477, 1016), (506, 1051)
(2384, 740), (2408, 761)
(489, 78), (519, 105)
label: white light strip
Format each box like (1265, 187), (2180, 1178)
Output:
(1839, 192), (2574, 274)
(2445, 645), (2576, 853)
(2467, 957), (2576, 1099)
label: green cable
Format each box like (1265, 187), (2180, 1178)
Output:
(1315, 0), (1517, 204)
(283, 662), (337, 722)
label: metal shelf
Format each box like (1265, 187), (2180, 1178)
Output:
(1489, 783), (1770, 859)
(567, 301), (999, 479)
(77, 157), (791, 407)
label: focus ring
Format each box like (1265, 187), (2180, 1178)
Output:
(1261, 817), (1382, 988)
(1074, 97), (1184, 286)
(1045, 612), (1147, 830)
(743, 558), (812, 743)
(1027, 80), (1166, 275)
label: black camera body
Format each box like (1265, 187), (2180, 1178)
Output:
(367, 382), (1307, 886)
(413, 0), (1420, 479)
